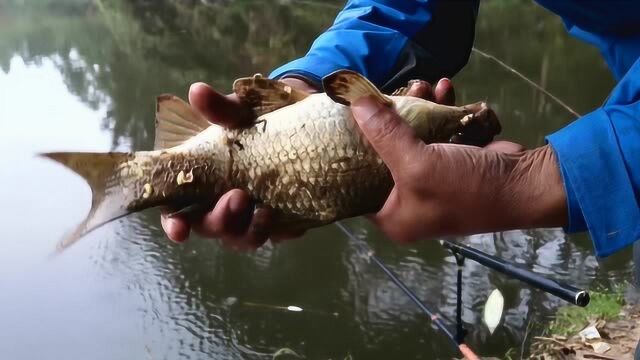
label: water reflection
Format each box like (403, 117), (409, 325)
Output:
(0, 0), (634, 359)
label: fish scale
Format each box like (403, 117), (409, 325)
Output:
(219, 94), (368, 227)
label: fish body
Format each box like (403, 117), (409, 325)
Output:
(44, 70), (501, 251)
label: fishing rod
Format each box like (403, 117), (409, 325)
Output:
(335, 221), (481, 360)
(441, 240), (590, 307)
(336, 221), (591, 359)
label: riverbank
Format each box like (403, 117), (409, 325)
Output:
(529, 285), (640, 359)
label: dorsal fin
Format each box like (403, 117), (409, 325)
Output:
(322, 69), (393, 107)
(155, 95), (211, 150)
(233, 73), (309, 117)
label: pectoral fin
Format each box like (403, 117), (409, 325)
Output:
(155, 95), (211, 150)
(322, 70), (393, 107)
(166, 203), (208, 219)
(233, 74), (309, 117)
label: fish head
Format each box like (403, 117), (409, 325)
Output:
(392, 96), (501, 147)
(453, 101), (502, 147)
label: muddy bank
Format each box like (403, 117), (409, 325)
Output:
(530, 294), (640, 359)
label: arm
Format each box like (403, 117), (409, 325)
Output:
(270, 0), (479, 93)
(533, 1), (640, 257)
(547, 57), (640, 257)
(338, 2), (640, 255)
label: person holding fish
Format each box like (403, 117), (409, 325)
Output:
(159, 1), (640, 259)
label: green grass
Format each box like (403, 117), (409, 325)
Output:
(546, 284), (626, 337)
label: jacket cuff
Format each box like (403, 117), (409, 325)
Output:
(269, 57), (349, 91)
(547, 108), (640, 257)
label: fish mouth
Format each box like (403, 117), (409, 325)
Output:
(451, 102), (502, 147)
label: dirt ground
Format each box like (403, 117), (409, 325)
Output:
(528, 304), (640, 359)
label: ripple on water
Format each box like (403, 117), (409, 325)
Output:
(84, 212), (238, 359)
(61, 203), (635, 360)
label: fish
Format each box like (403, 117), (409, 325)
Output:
(42, 70), (501, 253)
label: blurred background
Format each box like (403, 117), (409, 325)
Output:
(0, 0), (630, 359)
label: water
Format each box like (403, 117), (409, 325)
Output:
(0, 1), (634, 359)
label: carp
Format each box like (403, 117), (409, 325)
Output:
(43, 70), (501, 252)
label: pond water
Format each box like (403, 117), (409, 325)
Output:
(0, 1), (634, 359)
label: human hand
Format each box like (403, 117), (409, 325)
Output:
(349, 96), (568, 243)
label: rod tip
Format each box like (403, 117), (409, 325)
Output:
(576, 290), (590, 307)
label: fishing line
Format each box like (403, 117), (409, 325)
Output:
(293, 0), (582, 119)
(471, 47), (582, 118)
(335, 221), (480, 360)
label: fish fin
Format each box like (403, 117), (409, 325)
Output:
(233, 73), (309, 117)
(41, 152), (136, 254)
(322, 69), (393, 107)
(483, 288), (505, 335)
(166, 203), (208, 219)
(391, 86), (409, 96)
(155, 95), (211, 150)
(391, 79), (432, 97)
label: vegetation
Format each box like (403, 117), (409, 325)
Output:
(0, 0), (342, 150)
(546, 284), (626, 337)
(1, 0), (613, 151)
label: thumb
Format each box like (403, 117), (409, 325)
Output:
(188, 82), (254, 129)
(351, 96), (424, 170)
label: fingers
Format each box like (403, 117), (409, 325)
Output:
(404, 78), (455, 105)
(160, 188), (304, 250)
(194, 190), (254, 238)
(406, 80), (434, 99)
(160, 213), (191, 243)
(188, 82), (254, 128)
(192, 190), (274, 250)
(485, 140), (526, 153)
(351, 96), (425, 174)
(434, 78), (455, 105)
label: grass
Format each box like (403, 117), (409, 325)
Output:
(546, 284), (626, 337)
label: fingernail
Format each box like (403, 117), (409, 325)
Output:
(163, 219), (187, 244)
(437, 78), (450, 86)
(352, 96), (383, 122)
(189, 82), (207, 94)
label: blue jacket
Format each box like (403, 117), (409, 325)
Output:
(269, 0), (640, 257)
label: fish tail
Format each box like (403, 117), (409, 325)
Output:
(41, 151), (136, 254)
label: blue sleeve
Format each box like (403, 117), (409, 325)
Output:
(543, 1), (640, 257)
(269, 0), (478, 93)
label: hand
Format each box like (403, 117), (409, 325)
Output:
(349, 96), (568, 243)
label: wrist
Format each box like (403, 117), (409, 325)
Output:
(504, 145), (568, 230)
